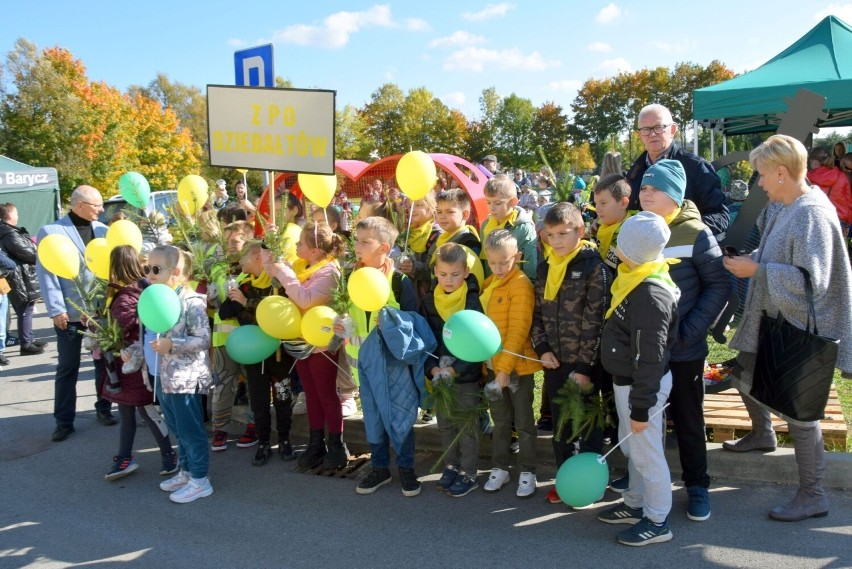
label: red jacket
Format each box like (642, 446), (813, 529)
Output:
(808, 166), (852, 225)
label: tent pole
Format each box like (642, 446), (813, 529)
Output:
(710, 129), (715, 161)
(693, 120), (699, 154)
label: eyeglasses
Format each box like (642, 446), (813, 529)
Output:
(82, 201), (104, 208)
(637, 124), (671, 136)
(143, 264), (173, 276)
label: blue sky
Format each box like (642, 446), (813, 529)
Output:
(2, 1), (852, 120)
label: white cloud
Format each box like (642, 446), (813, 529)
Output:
(442, 91), (466, 106)
(596, 3), (622, 24)
(598, 57), (632, 73)
(227, 38), (246, 48)
(272, 5), (427, 49)
(648, 40), (695, 53)
(587, 41), (613, 53)
(443, 47), (560, 72)
(461, 3), (513, 22)
(548, 79), (582, 92)
(429, 31), (486, 48)
(814, 3), (852, 23)
(385, 68), (396, 81)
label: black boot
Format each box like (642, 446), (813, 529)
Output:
(298, 429), (326, 468)
(323, 432), (349, 470)
(252, 442), (272, 466)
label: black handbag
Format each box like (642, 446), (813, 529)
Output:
(751, 267), (838, 422)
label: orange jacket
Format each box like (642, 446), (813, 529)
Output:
(808, 166), (852, 225)
(482, 265), (542, 376)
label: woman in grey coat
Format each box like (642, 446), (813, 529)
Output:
(723, 134), (852, 522)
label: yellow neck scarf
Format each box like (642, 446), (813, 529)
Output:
(432, 226), (479, 262)
(480, 208), (519, 259)
(408, 221), (434, 254)
(663, 208), (681, 226)
(479, 273), (506, 312)
(434, 282), (468, 322)
(606, 258), (678, 319)
(293, 256), (337, 283)
(596, 214), (631, 263)
(249, 270), (272, 289)
(544, 240), (595, 301)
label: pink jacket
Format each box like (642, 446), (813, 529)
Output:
(266, 261), (340, 312)
(808, 166), (852, 225)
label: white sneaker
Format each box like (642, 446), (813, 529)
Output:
(292, 392), (307, 415)
(517, 471), (537, 498)
(483, 468), (510, 492)
(159, 470), (190, 492)
(340, 394), (358, 417)
(169, 477), (213, 504)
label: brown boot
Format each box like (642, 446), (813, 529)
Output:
(769, 423), (828, 521)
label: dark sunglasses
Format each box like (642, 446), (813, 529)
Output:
(143, 264), (173, 276)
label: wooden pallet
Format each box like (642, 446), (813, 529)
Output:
(293, 453), (371, 479)
(703, 388), (847, 447)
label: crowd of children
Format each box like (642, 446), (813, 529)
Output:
(88, 166), (732, 547)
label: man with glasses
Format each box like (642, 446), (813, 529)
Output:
(36, 185), (115, 442)
(625, 104), (729, 236)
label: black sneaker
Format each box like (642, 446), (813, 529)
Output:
(279, 440), (296, 461)
(96, 411), (118, 426)
(399, 467), (421, 497)
(105, 456), (139, 481)
(52, 424), (75, 442)
(0, 355), (9, 366)
(33, 339), (47, 348)
(160, 450), (179, 475)
(356, 468), (392, 495)
(252, 443), (272, 466)
(20, 344), (45, 355)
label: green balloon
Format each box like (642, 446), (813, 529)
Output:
(138, 284), (181, 334)
(119, 171), (151, 209)
(555, 452), (609, 507)
(225, 325), (280, 365)
(442, 309), (502, 362)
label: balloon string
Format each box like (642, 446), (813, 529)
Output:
(318, 349), (351, 378)
(598, 402), (670, 464)
(153, 333), (160, 400)
(502, 349), (547, 363)
(403, 205), (414, 255)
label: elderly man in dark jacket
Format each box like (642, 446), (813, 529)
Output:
(0, 203), (45, 356)
(626, 104), (729, 237)
(639, 160), (731, 524)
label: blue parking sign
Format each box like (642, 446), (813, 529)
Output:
(234, 44), (274, 87)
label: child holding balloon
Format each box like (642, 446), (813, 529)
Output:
(263, 222), (347, 469)
(147, 245), (214, 504)
(480, 229), (542, 498)
(397, 191), (442, 298)
(597, 212), (679, 546)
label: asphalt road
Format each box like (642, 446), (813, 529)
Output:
(0, 307), (850, 569)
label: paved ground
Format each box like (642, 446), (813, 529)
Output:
(0, 307), (850, 569)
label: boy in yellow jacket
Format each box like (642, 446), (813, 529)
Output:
(480, 229), (542, 498)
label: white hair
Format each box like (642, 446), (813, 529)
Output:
(638, 104), (674, 125)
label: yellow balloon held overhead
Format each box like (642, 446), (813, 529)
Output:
(37, 234), (80, 280)
(256, 296), (302, 340)
(396, 150), (437, 201)
(348, 267), (390, 312)
(84, 238), (111, 280)
(177, 174), (209, 215)
(301, 305), (338, 348)
(298, 173), (337, 208)
(106, 219), (143, 252)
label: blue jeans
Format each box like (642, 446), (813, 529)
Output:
(54, 322), (111, 426)
(10, 299), (34, 347)
(0, 295), (8, 355)
(370, 428), (415, 470)
(156, 381), (209, 479)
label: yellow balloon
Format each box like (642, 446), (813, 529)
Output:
(105, 219), (143, 252)
(236, 168), (248, 174)
(177, 174), (209, 215)
(396, 150), (437, 201)
(257, 296), (302, 340)
(84, 238), (111, 280)
(301, 305), (338, 348)
(348, 267), (390, 312)
(298, 173), (337, 208)
(37, 234), (80, 280)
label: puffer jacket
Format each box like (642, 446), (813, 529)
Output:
(0, 221), (40, 305)
(531, 245), (609, 376)
(626, 143), (729, 236)
(358, 307), (437, 452)
(807, 165), (852, 225)
(158, 287), (212, 394)
(420, 274), (485, 384)
(481, 265), (541, 376)
(480, 205), (539, 282)
(664, 200), (732, 361)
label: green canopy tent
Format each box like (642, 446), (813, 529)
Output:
(693, 15), (852, 134)
(0, 155), (61, 233)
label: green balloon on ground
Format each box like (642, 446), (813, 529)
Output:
(442, 309), (502, 362)
(555, 452), (609, 508)
(225, 325), (280, 364)
(138, 284), (181, 334)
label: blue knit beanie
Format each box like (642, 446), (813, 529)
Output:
(641, 159), (686, 207)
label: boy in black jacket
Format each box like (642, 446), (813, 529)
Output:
(598, 212), (680, 547)
(419, 243), (484, 497)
